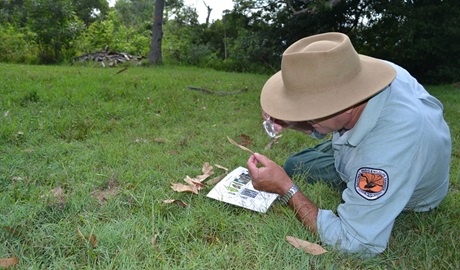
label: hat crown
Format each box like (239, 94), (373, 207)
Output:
(281, 33), (361, 93)
(260, 32), (396, 121)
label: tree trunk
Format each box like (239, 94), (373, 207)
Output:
(148, 0), (165, 65)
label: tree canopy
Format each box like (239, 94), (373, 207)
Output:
(0, 0), (459, 83)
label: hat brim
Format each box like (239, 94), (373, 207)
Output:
(260, 55), (396, 121)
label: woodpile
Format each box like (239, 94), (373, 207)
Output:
(74, 48), (144, 67)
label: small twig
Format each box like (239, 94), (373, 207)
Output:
(227, 136), (254, 154)
(115, 67), (128, 75)
(188, 86), (248, 95)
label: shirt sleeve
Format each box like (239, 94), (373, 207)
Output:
(316, 128), (422, 256)
(317, 161), (419, 257)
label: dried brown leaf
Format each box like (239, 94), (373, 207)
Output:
(52, 186), (66, 203)
(227, 136), (254, 154)
(201, 162), (213, 175)
(10, 176), (23, 181)
(3, 226), (25, 237)
(0, 257), (19, 268)
(191, 162), (214, 182)
(214, 164), (229, 172)
(162, 199), (188, 207)
(183, 176), (206, 190)
(205, 173), (228, 186)
(77, 227), (97, 248)
(237, 134), (253, 146)
(286, 236), (327, 255)
(170, 183), (199, 194)
(92, 186), (118, 204)
(89, 234), (98, 248)
(154, 138), (167, 143)
(264, 135), (282, 150)
(152, 234), (158, 246)
(52, 187), (64, 198)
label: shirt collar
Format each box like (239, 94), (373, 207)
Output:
(340, 86), (391, 146)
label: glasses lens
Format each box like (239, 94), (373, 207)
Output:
(263, 118), (277, 137)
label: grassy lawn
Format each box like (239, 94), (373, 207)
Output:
(1, 63), (459, 269)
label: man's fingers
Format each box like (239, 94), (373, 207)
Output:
(253, 153), (272, 167)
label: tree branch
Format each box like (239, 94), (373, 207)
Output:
(286, 0), (344, 15)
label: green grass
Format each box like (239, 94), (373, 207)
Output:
(1, 63), (459, 269)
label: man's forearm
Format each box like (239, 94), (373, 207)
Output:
(288, 192), (319, 233)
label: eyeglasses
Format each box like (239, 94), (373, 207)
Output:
(262, 116), (277, 138)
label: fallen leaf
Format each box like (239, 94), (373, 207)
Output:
(0, 257), (19, 268)
(227, 136), (254, 154)
(162, 199), (188, 207)
(214, 164), (229, 172)
(152, 234), (158, 246)
(286, 236), (328, 255)
(89, 234), (98, 248)
(77, 227), (97, 248)
(201, 162), (214, 175)
(183, 176), (206, 190)
(264, 135), (282, 150)
(92, 184), (119, 204)
(237, 134), (253, 146)
(170, 183), (198, 194)
(205, 173), (228, 185)
(10, 176), (23, 181)
(2, 226), (25, 237)
(52, 186), (65, 198)
(154, 138), (167, 143)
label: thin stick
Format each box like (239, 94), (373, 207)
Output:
(227, 136), (254, 154)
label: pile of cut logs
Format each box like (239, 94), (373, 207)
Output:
(74, 47), (144, 67)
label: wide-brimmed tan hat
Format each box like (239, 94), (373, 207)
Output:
(260, 32), (396, 121)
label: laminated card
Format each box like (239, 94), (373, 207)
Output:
(206, 167), (279, 213)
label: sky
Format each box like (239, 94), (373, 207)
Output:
(108, 0), (234, 24)
(184, 0), (234, 23)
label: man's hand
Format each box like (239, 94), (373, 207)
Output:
(246, 152), (319, 233)
(246, 153), (294, 195)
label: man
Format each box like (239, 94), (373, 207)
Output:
(246, 32), (451, 257)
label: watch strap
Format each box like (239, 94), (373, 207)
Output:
(278, 184), (300, 205)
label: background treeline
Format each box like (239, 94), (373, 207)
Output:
(1, 0), (459, 84)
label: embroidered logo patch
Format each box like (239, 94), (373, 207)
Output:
(354, 167), (388, 200)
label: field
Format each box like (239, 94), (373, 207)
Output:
(1, 63), (459, 269)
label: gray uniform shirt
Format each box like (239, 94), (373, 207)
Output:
(317, 62), (451, 256)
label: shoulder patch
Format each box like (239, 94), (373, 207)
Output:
(354, 167), (389, 200)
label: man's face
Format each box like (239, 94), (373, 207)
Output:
(307, 110), (351, 134)
(262, 108), (352, 135)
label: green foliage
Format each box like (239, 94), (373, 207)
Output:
(0, 24), (38, 64)
(26, 0), (85, 63)
(353, 0), (460, 84)
(0, 0), (459, 83)
(72, 0), (109, 25)
(114, 0), (155, 28)
(74, 10), (150, 56)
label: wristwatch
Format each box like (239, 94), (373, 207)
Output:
(278, 184), (300, 205)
